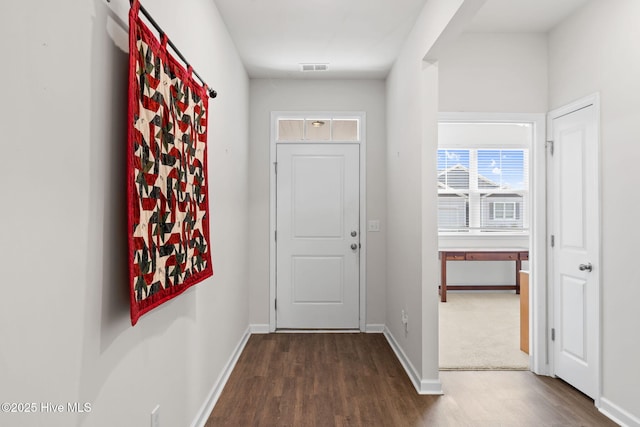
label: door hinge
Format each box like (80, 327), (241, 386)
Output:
(550, 235), (555, 248)
(547, 140), (554, 155)
(274, 162), (278, 174)
(274, 230), (277, 242)
(275, 299), (277, 310)
(551, 328), (556, 341)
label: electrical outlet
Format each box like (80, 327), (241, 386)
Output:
(151, 405), (160, 427)
(401, 310), (409, 337)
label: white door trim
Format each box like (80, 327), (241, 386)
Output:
(546, 93), (601, 406)
(438, 112), (547, 375)
(269, 111), (367, 332)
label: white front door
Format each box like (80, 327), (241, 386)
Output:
(550, 102), (599, 399)
(276, 143), (360, 329)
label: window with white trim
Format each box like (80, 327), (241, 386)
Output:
(491, 201), (518, 220)
(437, 122), (530, 234)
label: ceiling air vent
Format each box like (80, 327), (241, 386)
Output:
(300, 63), (329, 72)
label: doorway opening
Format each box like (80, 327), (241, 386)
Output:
(437, 113), (546, 372)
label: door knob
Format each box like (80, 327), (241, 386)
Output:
(579, 263), (593, 272)
(350, 243), (358, 250)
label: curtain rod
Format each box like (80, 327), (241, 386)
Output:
(125, 0), (217, 99)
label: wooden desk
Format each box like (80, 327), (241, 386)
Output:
(439, 249), (529, 302)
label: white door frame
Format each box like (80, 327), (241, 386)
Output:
(546, 93), (601, 405)
(438, 112), (548, 375)
(269, 111), (367, 332)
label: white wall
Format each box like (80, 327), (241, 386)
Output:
(439, 32), (548, 113)
(248, 79), (387, 328)
(548, 0), (640, 423)
(386, 0), (488, 391)
(435, 32), (546, 287)
(0, 1), (250, 426)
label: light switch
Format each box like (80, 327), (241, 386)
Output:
(368, 220), (380, 232)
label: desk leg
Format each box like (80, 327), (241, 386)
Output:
(440, 254), (447, 302)
(516, 259), (521, 294)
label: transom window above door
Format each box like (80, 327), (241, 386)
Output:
(277, 116), (360, 142)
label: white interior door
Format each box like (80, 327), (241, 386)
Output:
(276, 143), (360, 329)
(550, 102), (599, 399)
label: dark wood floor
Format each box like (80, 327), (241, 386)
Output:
(206, 333), (616, 427)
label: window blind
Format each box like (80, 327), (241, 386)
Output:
(437, 148), (529, 233)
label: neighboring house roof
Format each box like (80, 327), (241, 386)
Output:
(437, 164), (522, 198)
(437, 164), (502, 190)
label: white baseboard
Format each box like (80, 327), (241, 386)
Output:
(252, 324), (383, 333)
(276, 329), (360, 333)
(365, 324), (385, 333)
(383, 327), (443, 395)
(599, 398), (640, 427)
(249, 324), (270, 334)
(190, 327), (252, 427)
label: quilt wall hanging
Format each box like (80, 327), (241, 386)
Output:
(127, 0), (213, 325)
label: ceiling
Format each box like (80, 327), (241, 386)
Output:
(213, 0), (590, 80)
(213, 0), (429, 79)
(465, 0), (589, 32)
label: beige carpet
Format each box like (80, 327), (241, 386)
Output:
(439, 293), (529, 370)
